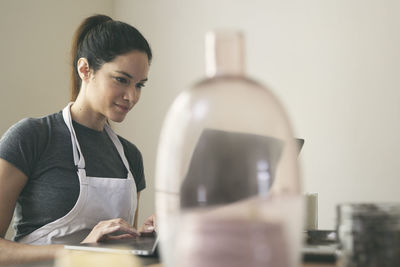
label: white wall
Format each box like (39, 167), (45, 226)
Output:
(1, 0), (113, 239)
(1, 0), (399, 235)
(114, 0), (400, 229)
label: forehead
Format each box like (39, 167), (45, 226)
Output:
(102, 50), (149, 79)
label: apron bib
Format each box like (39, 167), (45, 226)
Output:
(19, 103), (137, 245)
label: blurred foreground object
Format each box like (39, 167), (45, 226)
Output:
(155, 30), (302, 267)
(54, 250), (142, 267)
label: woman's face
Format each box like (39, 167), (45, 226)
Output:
(85, 50), (149, 123)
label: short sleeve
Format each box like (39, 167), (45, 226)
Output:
(0, 118), (45, 177)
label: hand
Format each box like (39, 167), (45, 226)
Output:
(81, 218), (140, 243)
(139, 214), (157, 233)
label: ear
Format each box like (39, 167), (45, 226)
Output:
(77, 58), (91, 81)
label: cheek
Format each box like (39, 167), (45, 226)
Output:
(100, 80), (119, 98)
(137, 90), (142, 100)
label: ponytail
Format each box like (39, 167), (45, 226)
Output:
(69, 14), (152, 101)
(70, 15), (112, 101)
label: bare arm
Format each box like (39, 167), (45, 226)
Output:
(0, 158), (63, 265)
(133, 192), (141, 229)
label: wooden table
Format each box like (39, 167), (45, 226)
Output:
(148, 263), (335, 267)
(10, 258), (335, 267)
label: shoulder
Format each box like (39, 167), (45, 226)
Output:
(1, 112), (63, 140)
(8, 117), (45, 135)
(2, 115), (47, 141)
(0, 112), (65, 177)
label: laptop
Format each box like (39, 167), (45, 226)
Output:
(181, 128), (305, 208)
(64, 232), (158, 256)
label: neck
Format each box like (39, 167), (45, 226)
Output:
(70, 97), (106, 131)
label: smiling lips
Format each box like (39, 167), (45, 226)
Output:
(115, 103), (131, 112)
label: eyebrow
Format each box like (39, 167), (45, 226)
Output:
(115, 71), (148, 82)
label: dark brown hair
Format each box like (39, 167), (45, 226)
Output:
(70, 14), (152, 101)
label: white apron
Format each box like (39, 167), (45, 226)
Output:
(19, 103), (137, 245)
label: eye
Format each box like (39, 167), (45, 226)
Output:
(136, 83), (146, 89)
(114, 76), (130, 85)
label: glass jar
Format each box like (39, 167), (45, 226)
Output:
(337, 203), (400, 267)
(155, 30), (302, 267)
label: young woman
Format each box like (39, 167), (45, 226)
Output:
(0, 14), (154, 264)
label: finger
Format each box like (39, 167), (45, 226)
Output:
(109, 218), (132, 228)
(148, 215), (157, 231)
(141, 225), (155, 233)
(102, 224), (140, 238)
(144, 215), (156, 226)
(83, 219), (138, 243)
(107, 218), (140, 234)
(90, 218), (141, 242)
(151, 215), (157, 229)
(112, 225), (141, 236)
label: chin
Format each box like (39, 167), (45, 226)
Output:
(111, 118), (125, 123)
(108, 114), (127, 123)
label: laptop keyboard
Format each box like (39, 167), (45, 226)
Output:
(100, 234), (157, 251)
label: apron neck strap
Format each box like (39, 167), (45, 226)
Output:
(62, 102), (85, 169)
(104, 124), (134, 179)
(62, 102), (134, 179)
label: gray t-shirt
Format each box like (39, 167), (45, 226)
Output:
(0, 111), (146, 241)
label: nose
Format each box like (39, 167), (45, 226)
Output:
(123, 86), (141, 104)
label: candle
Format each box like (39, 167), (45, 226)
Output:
(304, 193), (318, 230)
